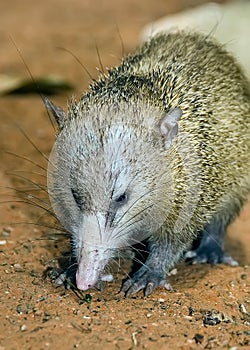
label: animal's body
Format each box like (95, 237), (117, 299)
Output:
(47, 31), (250, 296)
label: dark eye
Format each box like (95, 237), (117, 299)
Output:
(71, 188), (82, 209)
(114, 192), (128, 205)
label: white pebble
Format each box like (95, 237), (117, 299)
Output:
(158, 298), (165, 303)
(240, 304), (247, 314)
(20, 324), (27, 332)
(13, 263), (23, 272)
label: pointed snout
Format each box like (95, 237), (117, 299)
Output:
(75, 213), (111, 291)
(75, 247), (107, 291)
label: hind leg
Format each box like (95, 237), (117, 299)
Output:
(185, 215), (238, 266)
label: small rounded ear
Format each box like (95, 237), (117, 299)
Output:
(159, 107), (183, 149)
(43, 96), (67, 129)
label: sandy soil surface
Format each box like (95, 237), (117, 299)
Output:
(0, 0), (249, 349)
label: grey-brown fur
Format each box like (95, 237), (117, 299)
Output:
(47, 31), (250, 296)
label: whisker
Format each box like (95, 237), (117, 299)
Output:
(9, 169), (47, 178)
(16, 126), (50, 163)
(129, 245), (148, 256)
(113, 217), (144, 242)
(5, 173), (48, 194)
(9, 35), (57, 132)
(110, 251), (152, 281)
(95, 212), (102, 243)
(0, 198), (54, 217)
(5, 151), (47, 172)
(115, 22), (125, 59)
(6, 172), (61, 204)
(0, 220), (64, 232)
(66, 261), (78, 270)
(115, 188), (154, 228)
(38, 232), (69, 239)
(107, 257), (130, 279)
(95, 41), (104, 73)
(34, 205), (57, 223)
(109, 181), (174, 245)
(132, 256), (150, 271)
(3, 186), (50, 207)
(56, 46), (94, 81)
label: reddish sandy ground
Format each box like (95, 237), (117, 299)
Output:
(0, 0), (249, 349)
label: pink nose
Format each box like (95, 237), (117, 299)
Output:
(76, 271), (92, 290)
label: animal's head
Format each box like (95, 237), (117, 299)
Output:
(46, 98), (182, 290)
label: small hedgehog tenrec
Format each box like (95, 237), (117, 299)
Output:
(47, 32), (250, 296)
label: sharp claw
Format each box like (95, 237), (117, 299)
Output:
(145, 282), (155, 297)
(185, 248), (239, 267)
(222, 256), (239, 266)
(121, 279), (133, 294)
(125, 282), (144, 297)
(95, 280), (105, 291)
(54, 272), (67, 286)
(160, 280), (173, 291)
(122, 272), (172, 297)
(124, 289), (133, 297)
(192, 256), (209, 264)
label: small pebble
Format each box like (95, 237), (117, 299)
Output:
(73, 309), (80, 316)
(203, 310), (232, 326)
(125, 320), (132, 325)
(0, 240), (7, 246)
(14, 263), (24, 272)
(148, 337), (157, 342)
(132, 332), (138, 346)
(20, 324), (27, 332)
(2, 227), (12, 236)
(1, 232), (9, 238)
(43, 313), (51, 322)
(83, 315), (91, 319)
(16, 305), (24, 314)
(30, 270), (38, 277)
(158, 298), (165, 303)
(240, 304), (248, 314)
(33, 309), (42, 316)
(194, 333), (204, 343)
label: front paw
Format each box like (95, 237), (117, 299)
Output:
(53, 268), (76, 289)
(185, 246), (239, 266)
(121, 266), (172, 297)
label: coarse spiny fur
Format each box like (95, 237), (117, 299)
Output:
(47, 31), (250, 296)
(72, 31), (250, 243)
